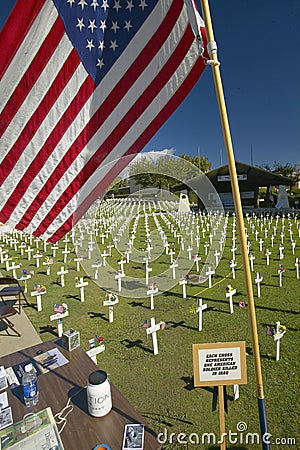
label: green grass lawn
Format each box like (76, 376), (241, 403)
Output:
(1, 204), (299, 449)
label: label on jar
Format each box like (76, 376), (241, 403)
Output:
(87, 383), (112, 417)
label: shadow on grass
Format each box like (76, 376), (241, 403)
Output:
(128, 300), (149, 309)
(141, 411), (194, 426)
(88, 311), (108, 322)
(63, 293), (81, 301)
(166, 320), (198, 331)
(203, 297), (300, 316)
(39, 324), (57, 336)
(120, 338), (153, 354)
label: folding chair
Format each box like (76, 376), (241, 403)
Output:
(0, 305), (21, 337)
(0, 277), (30, 313)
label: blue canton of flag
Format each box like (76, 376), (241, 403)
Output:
(53, 0), (158, 84)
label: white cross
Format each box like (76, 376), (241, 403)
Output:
(196, 298), (208, 331)
(7, 261), (20, 279)
(146, 317), (165, 355)
(249, 253), (255, 272)
(104, 293), (119, 322)
(101, 250), (109, 266)
(31, 288), (46, 312)
(106, 241), (114, 256)
(278, 267), (284, 287)
(62, 248), (71, 264)
(265, 249), (271, 266)
(169, 248), (176, 264)
(291, 241), (296, 255)
(295, 258), (299, 279)
(25, 246), (33, 261)
(75, 277), (89, 302)
(51, 244), (59, 258)
(205, 267), (215, 288)
(50, 305), (69, 337)
(124, 250), (131, 263)
(271, 235), (275, 247)
(229, 260), (237, 279)
(87, 245), (94, 260)
(57, 266), (69, 287)
(0, 249), (7, 264)
(86, 344), (105, 364)
(214, 250), (220, 266)
(204, 243), (209, 256)
(43, 241), (49, 253)
(258, 238), (264, 252)
(115, 271), (125, 292)
(18, 273), (31, 293)
(145, 265), (152, 285)
(279, 245), (284, 260)
(193, 255), (201, 272)
(74, 256), (83, 272)
(19, 243), (26, 256)
(118, 259), (126, 276)
(165, 242), (170, 254)
(179, 278), (188, 299)
(170, 261), (178, 280)
(273, 321), (286, 362)
(233, 384), (240, 400)
(147, 285), (159, 310)
(255, 272), (263, 298)
(42, 257), (53, 276)
(91, 263), (102, 280)
(33, 252), (43, 268)
(226, 288), (236, 314)
(187, 246), (193, 260)
(231, 246), (237, 260)
(73, 241), (80, 254)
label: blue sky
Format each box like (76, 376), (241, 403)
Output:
(1, 0), (299, 170)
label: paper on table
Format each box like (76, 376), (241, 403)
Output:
(0, 393), (8, 411)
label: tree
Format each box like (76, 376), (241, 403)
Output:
(129, 152), (212, 189)
(179, 154), (211, 173)
(258, 161), (296, 177)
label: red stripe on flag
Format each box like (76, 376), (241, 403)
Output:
(0, 56), (93, 222)
(0, 18), (65, 141)
(15, 0), (183, 230)
(0, 0), (45, 78)
(0, 49), (81, 199)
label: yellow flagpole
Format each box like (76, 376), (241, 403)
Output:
(199, 1), (270, 448)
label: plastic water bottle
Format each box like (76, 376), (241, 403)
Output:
(22, 363), (39, 407)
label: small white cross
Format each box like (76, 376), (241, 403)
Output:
(226, 288), (236, 314)
(57, 266), (69, 287)
(75, 277), (88, 302)
(146, 317), (165, 355)
(196, 298), (208, 331)
(147, 285), (159, 310)
(179, 277), (188, 299)
(255, 272), (263, 298)
(205, 267), (215, 288)
(104, 293), (119, 322)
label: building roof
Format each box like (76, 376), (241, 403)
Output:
(207, 161), (296, 187)
(172, 161), (296, 192)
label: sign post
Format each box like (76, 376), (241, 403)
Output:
(193, 341), (247, 450)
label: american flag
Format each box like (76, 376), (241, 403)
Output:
(0, 0), (206, 242)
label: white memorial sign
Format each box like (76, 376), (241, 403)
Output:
(193, 341), (247, 387)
